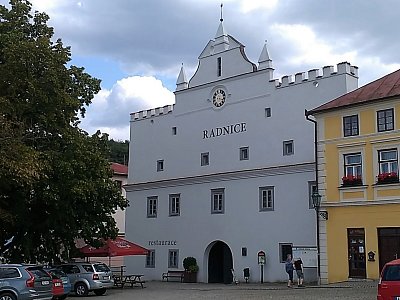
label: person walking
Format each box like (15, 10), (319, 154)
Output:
(285, 254), (294, 288)
(294, 257), (304, 287)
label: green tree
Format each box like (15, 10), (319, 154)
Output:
(0, 0), (128, 263)
(108, 139), (129, 165)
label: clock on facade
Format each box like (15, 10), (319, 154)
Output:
(212, 89), (226, 107)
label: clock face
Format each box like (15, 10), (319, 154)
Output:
(212, 89), (226, 107)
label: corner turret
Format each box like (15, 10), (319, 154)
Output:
(258, 42), (274, 80)
(176, 64), (188, 91)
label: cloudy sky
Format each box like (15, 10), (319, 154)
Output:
(3, 0), (400, 140)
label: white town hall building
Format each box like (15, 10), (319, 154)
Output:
(124, 19), (358, 283)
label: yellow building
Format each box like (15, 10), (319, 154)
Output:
(308, 69), (400, 283)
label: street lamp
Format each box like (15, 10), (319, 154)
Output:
(312, 191), (322, 285)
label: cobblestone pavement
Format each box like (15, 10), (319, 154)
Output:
(87, 280), (378, 300)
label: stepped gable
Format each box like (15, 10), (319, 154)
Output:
(309, 68), (400, 114)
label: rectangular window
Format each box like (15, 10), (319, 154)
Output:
(157, 160), (164, 172)
(377, 108), (394, 132)
(259, 186), (274, 211)
(168, 250), (179, 268)
(308, 181), (317, 209)
(265, 107), (271, 117)
(240, 147), (249, 161)
(344, 153), (362, 177)
(343, 115), (359, 137)
(172, 127), (177, 135)
(147, 196), (157, 218)
(379, 149), (398, 174)
(145, 250), (155, 268)
(283, 140), (294, 156)
(217, 57), (222, 77)
(201, 152), (209, 166)
(169, 194), (180, 216)
(280, 243), (293, 263)
(211, 188), (224, 214)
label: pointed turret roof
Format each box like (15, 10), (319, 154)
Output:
(309, 68), (400, 114)
(176, 64), (188, 85)
(258, 42), (273, 70)
(215, 21), (227, 38)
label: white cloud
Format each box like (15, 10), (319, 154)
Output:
(79, 76), (175, 141)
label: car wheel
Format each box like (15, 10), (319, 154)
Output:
(0, 292), (17, 300)
(75, 282), (89, 297)
(93, 288), (106, 296)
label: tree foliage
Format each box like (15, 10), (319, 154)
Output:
(0, 0), (128, 263)
(108, 139), (129, 165)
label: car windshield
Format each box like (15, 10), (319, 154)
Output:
(26, 267), (51, 280)
(50, 269), (66, 278)
(383, 264), (400, 281)
(93, 263), (110, 272)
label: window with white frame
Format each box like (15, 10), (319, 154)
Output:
(168, 250), (179, 268)
(201, 152), (209, 166)
(211, 188), (224, 214)
(145, 250), (155, 268)
(157, 160), (164, 172)
(378, 149), (398, 174)
(343, 115), (359, 137)
(283, 140), (294, 156)
(377, 108), (394, 132)
(169, 194), (180, 216)
(147, 196), (157, 218)
(344, 153), (362, 177)
(259, 186), (274, 211)
(240, 147), (249, 161)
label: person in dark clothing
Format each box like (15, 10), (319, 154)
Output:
(294, 258), (304, 287)
(285, 254), (294, 287)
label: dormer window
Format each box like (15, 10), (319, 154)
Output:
(217, 57), (222, 77)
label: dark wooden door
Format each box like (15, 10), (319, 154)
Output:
(347, 228), (366, 278)
(378, 227), (400, 271)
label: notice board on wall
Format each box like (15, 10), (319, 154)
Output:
(292, 247), (317, 268)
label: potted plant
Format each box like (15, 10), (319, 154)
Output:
(377, 172), (399, 184)
(342, 175), (363, 187)
(183, 256), (199, 283)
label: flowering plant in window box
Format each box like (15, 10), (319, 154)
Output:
(342, 175), (363, 187)
(377, 172), (399, 184)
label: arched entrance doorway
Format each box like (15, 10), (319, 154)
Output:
(208, 241), (233, 283)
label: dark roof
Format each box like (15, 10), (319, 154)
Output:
(111, 163), (128, 176)
(308, 68), (400, 114)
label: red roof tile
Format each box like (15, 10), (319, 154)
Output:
(111, 163), (128, 176)
(309, 68), (400, 114)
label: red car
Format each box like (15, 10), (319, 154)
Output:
(378, 259), (400, 300)
(51, 274), (65, 300)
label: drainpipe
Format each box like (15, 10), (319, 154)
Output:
(305, 109), (321, 285)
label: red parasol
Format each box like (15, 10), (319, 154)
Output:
(79, 237), (149, 257)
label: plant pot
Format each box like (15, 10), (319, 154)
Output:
(183, 271), (197, 283)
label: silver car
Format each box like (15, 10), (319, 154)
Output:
(0, 264), (53, 300)
(58, 262), (113, 297)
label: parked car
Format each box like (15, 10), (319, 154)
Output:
(50, 276), (64, 300)
(378, 259), (400, 300)
(57, 262), (113, 296)
(0, 264), (53, 300)
(46, 268), (71, 300)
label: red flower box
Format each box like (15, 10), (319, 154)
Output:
(377, 172), (399, 184)
(342, 175), (363, 187)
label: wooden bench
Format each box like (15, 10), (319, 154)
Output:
(113, 274), (145, 288)
(162, 270), (185, 282)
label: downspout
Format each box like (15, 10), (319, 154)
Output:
(305, 109), (321, 284)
